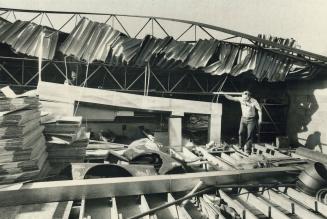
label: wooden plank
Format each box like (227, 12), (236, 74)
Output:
(196, 147), (235, 170)
(262, 189), (324, 219)
(84, 197), (114, 219)
(0, 167), (300, 207)
(253, 144), (289, 158)
(140, 195), (157, 219)
(168, 117), (182, 151)
(219, 190), (258, 219)
(79, 198), (86, 219)
(0, 201), (73, 219)
(208, 113), (221, 143)
(221, 153), (237, 165)
(167, 193), (192, 219)
(238, 188), (291, 219)
(282, 187), (327, 218)
(37, 81), (222, 116)
(111, 197), (119, 219)
(199, 196), (226, 219)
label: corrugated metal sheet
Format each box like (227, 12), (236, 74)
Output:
(203, 43), (240, 76)
(0, 17), (11, 36)
(151, 39), (195, 69)
(133, 35), (172, 67)
(0, 16), (318, 82)
(60, 17), (123, 63)
(58, 17), (316, 82)
(184, 39), (220, 69)
(107, 37), (142, 65)
(0, 20), (58, 60)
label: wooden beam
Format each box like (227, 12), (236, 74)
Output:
(0, 167), (299, 207)
(195, 147), (235, 170)
(140, 195), (158, 219)
(281, 187), (327, 218)
(168, 116), (182, 151)
(262, 189), (324, 219)
(238, 188), (291, 219)
(37, 81), (222, 116)
(219, 190), (258, 219)
(167, 193), (192, 219)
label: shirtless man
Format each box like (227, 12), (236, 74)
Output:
(224, 91), (262, 154)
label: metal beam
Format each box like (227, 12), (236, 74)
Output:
(190, 73), (205, 92)
(0, 167), (299, 207)
(44, 13), (54, 28)
(169, 73), (187, 92)
(52, 62), (70, 79)
(78, 64), (102, 86)
(134, 18), (151, 38)
(153, 18), (169, 37)
(0, 64), (21, 85)
(176, 24), (194, 40)
(198, 26), (214, 39)
(102, 65), (124, 89)
(24, 62), (50, 85)
(114, 15), (130, 37)
(150, 70), (167, 92)
(127, 70), (145, 90)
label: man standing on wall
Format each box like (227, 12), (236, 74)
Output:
(224, 91), (262, 154)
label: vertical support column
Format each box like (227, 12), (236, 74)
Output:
(169, 113), (183, 152)
(208, 104), (222, 144)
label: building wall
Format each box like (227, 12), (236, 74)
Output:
(287, 75), (327, 154)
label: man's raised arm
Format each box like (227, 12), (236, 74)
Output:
(224, 94), (240, 102)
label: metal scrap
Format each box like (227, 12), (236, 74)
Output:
(123, 140), (186, 174)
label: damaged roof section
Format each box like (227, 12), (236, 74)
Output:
(0, 16), (322, 82)
(59, 17), (124, 63)
(0, 20), (58, 60)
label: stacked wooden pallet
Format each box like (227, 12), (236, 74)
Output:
(0, 89), (48, 184)
(42, 116), (89, 165)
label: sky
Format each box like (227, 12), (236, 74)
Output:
(0, 0), (327, 56)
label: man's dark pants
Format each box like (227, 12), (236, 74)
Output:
(239, 117), (257, 153)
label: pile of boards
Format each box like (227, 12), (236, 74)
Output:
(0, 88), (48, 184)
(42, 115), (89, 166)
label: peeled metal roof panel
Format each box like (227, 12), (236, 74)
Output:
(229, 46), (256, 76)
(203, 43), (239, 75)
(0, 18), (12, 38)
(0, 16), (316, 82)
(184, 39), (220, 69)
(0, 20), (58, 60)
(107, 37), (142, 65)
(133, 35), (172, 67)
(59, 17), (122, 63)
(151, 40), (195, 69)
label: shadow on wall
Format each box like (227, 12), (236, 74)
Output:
(305, 131), (322, 152)
(287, 73), (327, 149)
(288, 93), (319, 147)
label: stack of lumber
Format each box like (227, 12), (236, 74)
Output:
(0, 88), (48, 184)
(42, 116), (89, 165)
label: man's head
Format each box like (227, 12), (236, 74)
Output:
(242, 90), (251, 101)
